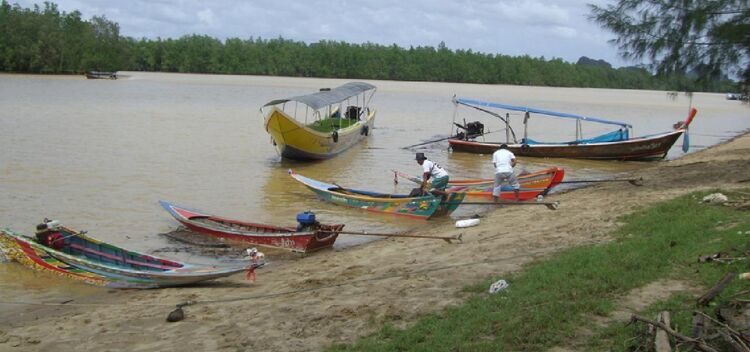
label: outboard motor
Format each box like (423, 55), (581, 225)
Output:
(296, 211), (319, 232)
(454, 121), (485, 140)
(466, 121), (484, 137)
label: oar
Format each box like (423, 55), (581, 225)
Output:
(401, 135), (456, 149)
(443, 200), (560, 210)
(401, 129), (500, 149)
(560, 177), (643, 186)
(319, 230), (462, 243)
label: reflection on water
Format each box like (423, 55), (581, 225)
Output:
(1, 72), (748, 301)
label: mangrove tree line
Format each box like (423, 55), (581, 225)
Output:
(0, 1), (737, 92)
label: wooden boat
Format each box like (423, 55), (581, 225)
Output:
(159, 201), (343, 253)
(289, 170), (465, 220)
(448, 98), (697, 160)
(395, 167), (565, 199)
(85, 71), (117, 79)
(0, 221), (262, 289)
(263, 82), (376, 160)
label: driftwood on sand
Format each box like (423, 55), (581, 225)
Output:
(630, 314), (719, 352)
(697, 272), (735, 306)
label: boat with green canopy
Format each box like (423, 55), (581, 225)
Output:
(262, 82), (376, 160)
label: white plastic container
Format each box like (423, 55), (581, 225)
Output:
(455, 218), (480, 228)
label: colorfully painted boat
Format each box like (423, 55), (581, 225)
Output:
(159, 201), (343, 253)
(262, 82), (376, 160)
(0, 222), (263, 289)
(289, 170), (465, 220)
(448, 98), (697, 160)
(395, 167), (565, 199)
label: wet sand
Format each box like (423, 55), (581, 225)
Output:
(2, 129), (749, 351)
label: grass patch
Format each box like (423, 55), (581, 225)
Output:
(328, 190), (750, 351)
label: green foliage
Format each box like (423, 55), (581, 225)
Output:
(589, 0), (749, 94)
(0, 1), (738, 92)
(307, 117), (359, 133)
(328, 190), (750, 351)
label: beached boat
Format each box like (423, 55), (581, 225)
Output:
(395, 166), (565, 199)
(262, 82), (377, 160)
(159, 201), (343, 253)
(85, 71), (117, 79)
(289, 170), (465, 220)
(0, 221), (263, 289)
(448, 98), (697, 160)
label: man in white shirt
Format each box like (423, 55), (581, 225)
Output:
(416, 152), (450, 195)
(492, 144), (520, 201)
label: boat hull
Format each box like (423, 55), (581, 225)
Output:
(159, 201), (342, 253)
(264, 107), (375, 160)
(289, 171), (465, 220)
(0, 227), (252, 289)
(447, 167), (565, 199)
(85, 71), (117, 79)
(449, 130), (685, 160)
(0, 230), (122, 287)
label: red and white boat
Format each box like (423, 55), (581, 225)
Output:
(159, 201), (343, 253)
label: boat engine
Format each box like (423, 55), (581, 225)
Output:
(454, 121), (484, 140)
(296, 211), (320, 232)
(466, 121), (484, 138)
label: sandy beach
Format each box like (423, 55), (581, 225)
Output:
(1, 130), (749, 351)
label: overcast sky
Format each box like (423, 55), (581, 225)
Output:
(16, 0), (630, 67)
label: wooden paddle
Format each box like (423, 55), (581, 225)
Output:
(319, 230), (462, 243)
(560, 177), (644, 186)
(443, 200), (560, 210)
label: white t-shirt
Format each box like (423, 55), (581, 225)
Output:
(492, 149), (515, 174)
(422, 159), (448, 178)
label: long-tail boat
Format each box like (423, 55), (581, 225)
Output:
(0, 221), (263, 289)
(262, 82), (376, 160)
(448, 98), (697, 160)
(85, 71), (117, 79)
(289, 170), (465, 220)
(395, 166), (565, 199)
(159, 201), (343, 253)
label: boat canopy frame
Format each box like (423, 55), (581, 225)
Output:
(453, 97), (633, 144)
(262, 82), (376, 124)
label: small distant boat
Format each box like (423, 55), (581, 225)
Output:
(0, 221), (261, 289)
(448, 98), (697, 160)
(159, 201), (343, 253)
(262, 82), (376, 160)
(85, 71), (117, 79)
(289, 170), (465, 220)
(395, 167), (565, 199)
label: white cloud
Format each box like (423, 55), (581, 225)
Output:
(547, 26), (577, 39)
(196, 8), (216, 27)
(13, 0), (628, 66)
